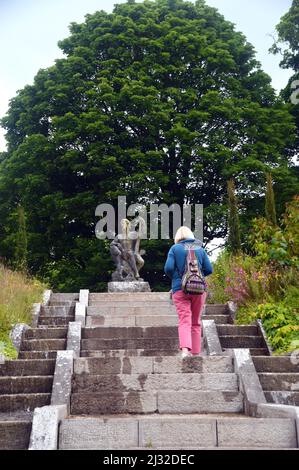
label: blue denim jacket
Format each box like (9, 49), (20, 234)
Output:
(164, 238), (213, 293)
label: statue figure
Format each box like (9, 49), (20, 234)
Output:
(110, 218), (146, 282)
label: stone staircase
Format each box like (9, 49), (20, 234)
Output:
(0, 293), (77, 449)
(85, 293), (231, 328)
(217, 324), (269, 356)
(38, 293), (77, 328)
(253, 356), (299, 406)
(1, 291), (298, 449)
(57, 292), (298, 450)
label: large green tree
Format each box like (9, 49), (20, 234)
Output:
(270, 0), (299, 215)
(0, 0), (296, 290)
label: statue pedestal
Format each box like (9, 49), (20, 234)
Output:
(108, 281), (151, 293)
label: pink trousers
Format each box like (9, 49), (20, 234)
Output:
(172, 289), (207, 354)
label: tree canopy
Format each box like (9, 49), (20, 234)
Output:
(0, 0), (296, 290)
(270, 0), (299, 215)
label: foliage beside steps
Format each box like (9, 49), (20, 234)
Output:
(0, 265), (46, 358)
(207, 197), (299, 354)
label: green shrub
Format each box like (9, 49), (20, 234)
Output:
(209, 197), (299, 354)
(236, 300), (299, 354)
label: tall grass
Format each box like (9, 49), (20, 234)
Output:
(0, 265), (47, 358)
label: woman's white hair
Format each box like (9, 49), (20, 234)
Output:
(174, 226), (195, 244)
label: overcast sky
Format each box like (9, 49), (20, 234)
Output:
(0, 0), (293, 151)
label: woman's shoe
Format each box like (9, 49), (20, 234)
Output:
(181, 351), (191, 358)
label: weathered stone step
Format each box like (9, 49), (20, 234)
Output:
(86, 314), (230, 328)
(81, 337), (179, 351)
(74, 356), (233, 375)
(18, 351), (58, 359)
(0, 376), (53, 394)
(0, 359), (56, 376)
(20, 339), (66, 351)
(49, 300), (76, 307)
(217, 325), (258, 336)
(0, 420), (32, 450)
(59, 415), (296, 449)
(258, 373), (299, 391)
(202, 315), (230, 325)
(80, 349), (180, 358)
(220, 336), (264, 348)
(88, 301), (172, 308)
(248, 348), (269, 356)
(87, 305), (230, 317)
(72, 373), (238, 393)
(204, 304), (229, 315)
(41, 306), (75, 316)
(224, 348), (268, 356)
(86, 315), (178, 327)
(0, 393), (51, 412)
(87, 305), (176, 316)
(253, 356), (299, 373)
(71, 390), (243, 415)
(50, 293), (79, 302)
(38, 316), (74, 326)
(89, 292), (170, 303)
(82, 326), (178, 339)
(25, 327), (68, 339)
(87, 302), (228, 313)
(265, 391), (299, 406)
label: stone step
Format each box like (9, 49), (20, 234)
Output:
(72, 373), (239, 393)
(0, 376), (53, 394)
(86, 315), (178, 327)
(217, 325), (258, 336)
(258, 373), (299, 391)
(25, 327), (68, 339)
(0, 393), (51, 412)
(82, 326), (178, 339)
(202, 315), (230, 324)
(18, 351), (58, 359)
(49, 300), (76, 307)
(40, 306), (75, 316)
(224, 348), (269, 356)
(50, 293), (79, 302)
(204, 304), (229, 315)
(253, 356), (299, 373)
(71, 390), (243, 415)
(250, 348), (269, 356)
(89, 292), (170, 303)
(265, 391), (299, 406)
(88, 301), (172, 308)
(74, 356), (234, 375)
(86, 314), (229, 328)
(81, 337), (179, 351)
(87, 306), (230, 318)
(87, 305), (176, 316)
(0, 359), (56, 376)
(38, 316), (74, 326)
(220, 336), (264, 348)
(59, 415), (296, 449)
(0, 420), (32, 450)
(87, 303), (228, 314)
(20, 339), (66, 351)
(80, 349), (180, 358)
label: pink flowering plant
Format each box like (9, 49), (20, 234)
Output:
(207, 197), (299, 353)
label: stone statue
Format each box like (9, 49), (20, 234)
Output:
(110, 218), (146, 282)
